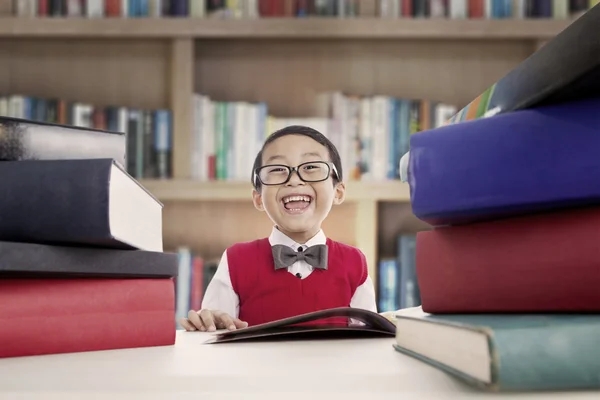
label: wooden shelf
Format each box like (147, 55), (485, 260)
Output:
(140, 179), (411, 202)
(0, 17), (572, 40)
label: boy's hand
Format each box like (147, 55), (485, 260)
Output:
(180, 309), (248, 332)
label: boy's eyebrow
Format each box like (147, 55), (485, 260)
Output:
(265, 152), (324, 164)
(302, 152), (324, 159)
(265, 155), (285, 163)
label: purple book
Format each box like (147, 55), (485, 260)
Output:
(407, 97), (600, 226)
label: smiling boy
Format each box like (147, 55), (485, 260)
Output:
(180, 125), (377, 332)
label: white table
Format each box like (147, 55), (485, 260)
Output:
(0, 330), (596, 399)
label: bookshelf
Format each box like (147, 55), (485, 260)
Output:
(0, 17), (572, 39)
(0, 16), (576, 289)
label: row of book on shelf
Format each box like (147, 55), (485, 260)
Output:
(0, 91), (456, 184)
(172, 233), (420, 328)
(0, 115), (178, 358)
(377, 234), (419, 312)
(191, 91), (457, 182)
(11, 0), (593, 19)
(173, 247), (218, 328)
(380, 0), (594, 19)
(0, 94), (172, 180)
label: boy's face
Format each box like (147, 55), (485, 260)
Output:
(252, 134), (345, 243)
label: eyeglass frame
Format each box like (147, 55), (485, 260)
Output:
(253, 161), (340, 187)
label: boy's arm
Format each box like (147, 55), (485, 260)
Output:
(350, 275), (378, 313)
(200, 250), (240, 318)
(349, 249), (378, 313)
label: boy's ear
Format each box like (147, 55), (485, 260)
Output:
(252, 189), (265, 211)
(332, 182), (346, 205)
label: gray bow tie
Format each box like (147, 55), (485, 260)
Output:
(272, 244), (328, 271)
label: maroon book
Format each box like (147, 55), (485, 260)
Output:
(416, 206), (600, 313)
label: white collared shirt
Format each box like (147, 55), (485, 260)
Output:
(201, 227), (378, 318)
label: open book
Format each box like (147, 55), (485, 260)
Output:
(204, 307), (397, 344)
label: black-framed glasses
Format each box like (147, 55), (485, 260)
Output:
(254, 161), (339, 186)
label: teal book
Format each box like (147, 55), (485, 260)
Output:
(392, 307), (600, 392)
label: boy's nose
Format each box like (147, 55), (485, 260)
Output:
(286, 170), (305, 186)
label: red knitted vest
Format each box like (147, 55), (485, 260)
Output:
(227, 237), (368, 326)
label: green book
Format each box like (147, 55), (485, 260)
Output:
(393, 307), (600, 392)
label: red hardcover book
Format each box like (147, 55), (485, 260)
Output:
(468, 0), (483, 17)
(401, 0), (412, 17)
(105, 0), (121, 16)
(0, 278), (175, 358)
(38, 0), (48, 16)
(190, 256), (204, 310)
(416, 206), (600, 313)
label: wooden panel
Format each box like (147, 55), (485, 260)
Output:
(140, 179), (411, 202)
(195, 38), (533, 116)
(169, 38), (194, 179)
(0, 18), (572, 39)
(377, 201), (431, 258)
(354, 200), (378, 282)
(0, 38), (169, 109)
(0, 1), (13, 16)
(162, 201), (357, 257)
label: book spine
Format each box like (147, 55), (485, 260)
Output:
(408, 97), (600, 225)
(0, 240), (178, 278)
(0, 278), (175, 358)
(416, 206), (600, 313)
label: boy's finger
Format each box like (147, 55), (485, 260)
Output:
(187, 310), (206, 331)
(216, 313), (237, 330)
(233, 318), (248, 329)
(199, 309), (216, 332)
(180, 318), (197, 331)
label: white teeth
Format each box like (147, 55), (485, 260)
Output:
(283, 195), (311, 204)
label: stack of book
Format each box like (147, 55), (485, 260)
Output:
(0, 117), (178, 358)
(392, 4), (600, 393)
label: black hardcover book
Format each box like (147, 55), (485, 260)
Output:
(445, 4), (600, 124)
(0, 158), (163, 251)
(0, 241), (177, 278)
(0, 116), (126, 167)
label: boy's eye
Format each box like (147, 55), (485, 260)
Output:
(302, 163), (322, 172)
(266, 167), (287, 174)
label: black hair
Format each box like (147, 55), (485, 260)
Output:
(251, 125), (343, 192)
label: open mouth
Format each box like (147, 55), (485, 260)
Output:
(281, 195), (313, 213)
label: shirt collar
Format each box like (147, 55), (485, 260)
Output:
(268, 226), (326, 250)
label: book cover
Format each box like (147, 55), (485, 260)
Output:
(415, 206), (600, 313)
(0, 158), (163, 251)
(444, 3), (600, 124)
(405, 97), (600, 226)
(204, 307), (397, 344)
(393, 307), (600, 391)
(0, 116), (126, 167)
